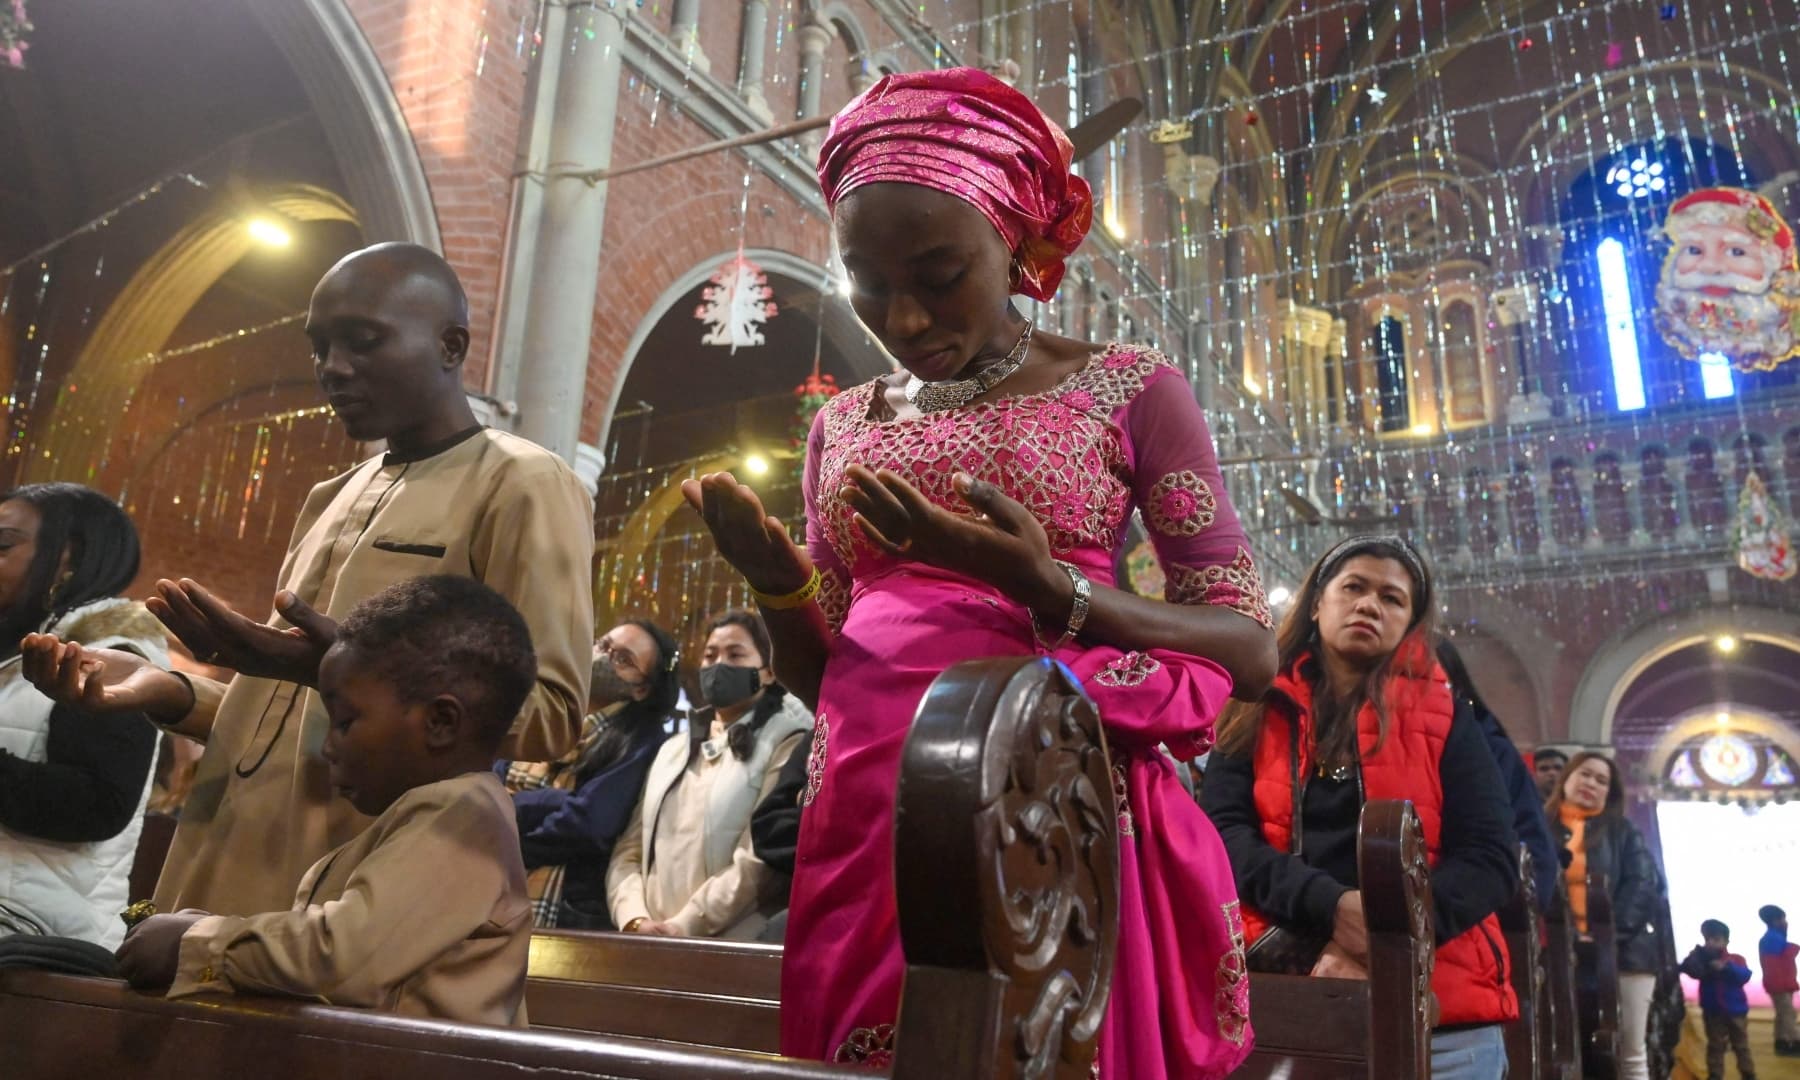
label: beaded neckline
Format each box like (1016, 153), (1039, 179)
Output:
(860, 341), (1130, 425)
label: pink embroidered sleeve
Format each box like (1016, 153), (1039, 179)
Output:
(1119, 367), (1273, 630)
(802, 408), (852, 634)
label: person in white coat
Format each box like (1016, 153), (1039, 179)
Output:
(0, 483), (165, 948)
(607, 609), (810, 940)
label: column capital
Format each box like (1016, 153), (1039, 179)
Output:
(797, 18), (834, 52)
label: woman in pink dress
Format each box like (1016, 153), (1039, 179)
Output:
(682, 67), (1276, 1079)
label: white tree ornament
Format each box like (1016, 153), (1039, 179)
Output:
(694, 254), (778, 353)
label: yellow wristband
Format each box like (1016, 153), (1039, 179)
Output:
(751, 568), (822, 610)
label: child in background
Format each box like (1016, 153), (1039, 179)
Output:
(1680, 918), (1758, 1080)
(1760, 904), (1799, 1057)
(96, 576), (536, 1027)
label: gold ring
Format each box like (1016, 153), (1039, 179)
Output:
(893, 538), (914, 553)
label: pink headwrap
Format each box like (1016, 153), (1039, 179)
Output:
(817, 67), (1094, 302)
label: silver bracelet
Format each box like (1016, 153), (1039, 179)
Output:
(1030, 559), (1091, 651)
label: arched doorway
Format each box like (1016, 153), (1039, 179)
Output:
(1600, 637), (1800, 1007)
(593, 251), (885, 652)
(0, 0), (435, 612)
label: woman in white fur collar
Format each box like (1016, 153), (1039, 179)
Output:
(0, 483), (166, 947)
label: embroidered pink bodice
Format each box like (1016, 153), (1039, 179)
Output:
(802, 343), (1271, 632)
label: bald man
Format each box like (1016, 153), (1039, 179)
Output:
(30, 244), (594, 917)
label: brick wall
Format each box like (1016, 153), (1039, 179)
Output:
(344, 0), (537, 392)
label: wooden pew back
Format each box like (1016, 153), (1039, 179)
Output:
(1230, 799), (1435, 1080)
(1583, 870), (1622, 1078)
(1542, 877), (1584, 1080)
(0, 969), (836, 1080)
(1499, 844), (1545, 1080)
(526, 933), (781, 1052)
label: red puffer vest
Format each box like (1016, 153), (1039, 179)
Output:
(1240, 638), (1518, 1027)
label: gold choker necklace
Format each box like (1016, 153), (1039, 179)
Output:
(903, 319), (1034, 413)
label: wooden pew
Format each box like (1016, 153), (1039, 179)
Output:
(1, 655), (1117, 1079)
(1581, 871), (1622, 1079)
(526, 815), (1439, 1077)
(1542, 877), (1584, 1080)
(1229, 799), (1435, 1080)
(527, 932), (782, 1052)
(1499, 844), (1545, 1080)
(0, 973), (842, 1080)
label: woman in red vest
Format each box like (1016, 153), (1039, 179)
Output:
(1201, 536), (1519, 1079)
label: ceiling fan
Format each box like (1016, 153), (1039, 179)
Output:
(561, 93), (1146, 185)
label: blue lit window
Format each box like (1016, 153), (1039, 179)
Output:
(1698, 351), (1736, 400)
(1373, 314), (1410, 432)
(1596, 238), (1647, 411)
(1556, 138), (1767, 412)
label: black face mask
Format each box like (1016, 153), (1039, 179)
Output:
(590, 661), (642, 709)
(699, 663), (763, 709)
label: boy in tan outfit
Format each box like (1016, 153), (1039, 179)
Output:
(93, 576), (535, 1027)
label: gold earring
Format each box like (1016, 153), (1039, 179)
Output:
(1008, 255), (1024, 291)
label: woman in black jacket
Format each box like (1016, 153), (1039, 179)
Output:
(1436, 639), (1561, 910)
(1546, 750), (1667, 1080)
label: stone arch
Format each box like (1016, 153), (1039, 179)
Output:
(246, 0), (442, 247)
(816, 2), (871, 59)
(1444, 590), (1561, 735)
(1509, 60), (1800, 232)
(25, 185), (361, 483)
(598, 248), (887, 448)
(1568, 605), (1800, 744)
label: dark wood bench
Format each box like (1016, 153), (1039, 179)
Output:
(1500, 844), (1546, 1080)
(1, 655), (1118, 1079)
(520, 799), (1436, 1079)
(527, 932), (783, 1052)
(1541, 876), (1582, 1080)
(1229, 799), (1435, 1080)
(1579, 871), (1622, 1079)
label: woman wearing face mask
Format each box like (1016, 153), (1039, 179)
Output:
(503, 618), (681, 929)
(1202, 536), (1519, 1080)
(1545, 751), (1668, 1080)
(606, 610), (810, 940)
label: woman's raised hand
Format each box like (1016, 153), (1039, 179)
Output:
(839, 466), (1064, 608)
(681, 472), (814, 596)
(19, 634), (193, 721)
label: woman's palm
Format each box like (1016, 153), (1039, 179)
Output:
(21, 635), (171, 715)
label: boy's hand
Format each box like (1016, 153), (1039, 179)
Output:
(116, 911), (208, 989)
(1709, 957), (1726, 971)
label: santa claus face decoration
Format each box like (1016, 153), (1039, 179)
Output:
(1653, 186), (1800, 372)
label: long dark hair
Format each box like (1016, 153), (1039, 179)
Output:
(1435, 637), (1500, 733)
(577, 617), (681, 783)
(0, 483), (141, 659)
(1216, 534), (1435, 757)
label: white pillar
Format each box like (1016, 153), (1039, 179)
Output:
(510, 0), (627, 462)
(670, 0), (709, 71)
(738, 0), (772, 122)
(485, 0), (569, 418)
(796, 19), (833, 153)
